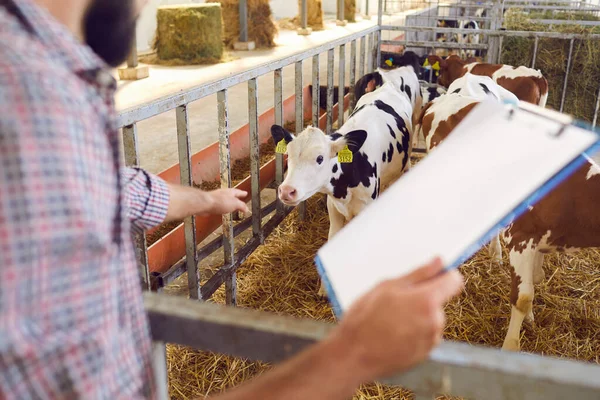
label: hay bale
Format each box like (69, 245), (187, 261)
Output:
(299, 0), (325, 30)
(155, 4), (223, 64)
(500, 10), (600, 121)
(216, 0), (278, 49)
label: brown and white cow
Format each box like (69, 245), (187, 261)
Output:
(427, 55), (549, 107)
(417, 73), (600, 352)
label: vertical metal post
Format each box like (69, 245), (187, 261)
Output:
(301, 0), (308, 29)
(378, 0), (384, 26)
(359, 36), (366, 79)
(560, 38), (575, 113)
(365, 0), (370, 18)
(152, 342), (169, 400)
(122, 124), (150, 292)
(487, 0), (503, 64)
(274, 69), (285, 215)
(295, 61), (307, 220)
(337, 0), (345, 22)
(312, 55), (320, 127)
(593, 83), (600, 128)
(367, 34), (374, 73)
(127, 31), (138, 69)
(239, 0), (249, 43)
(248, 78), (262, 241)
(531, 36), (539, 69)
(326, 48), (335, 133)
(338, 44), (346, 128)
(497, 36), (504, 64)
(373, 31), (381, 71)
(350, 39), (357, 110)
(218, 90), (236, 306)
(176, 105), (200, 300)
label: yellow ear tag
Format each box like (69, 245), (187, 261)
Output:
(432, 61), (441, 71)
(385, 59), (393, 67)
(338, 146), (353, 163)
(276, 140), (287, 154)
(423, 58), (430, 67)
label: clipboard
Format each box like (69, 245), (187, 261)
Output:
(315, 99), (600, 318)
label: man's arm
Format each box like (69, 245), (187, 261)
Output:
(210, 259), (464, 400)
(122, 167), (249, 232)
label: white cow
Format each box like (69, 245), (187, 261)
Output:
(271, 66), (422, 296)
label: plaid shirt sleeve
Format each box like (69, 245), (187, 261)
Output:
(122, 167), (170, 233)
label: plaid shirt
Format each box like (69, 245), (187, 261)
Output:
(0, 0), (170, 398)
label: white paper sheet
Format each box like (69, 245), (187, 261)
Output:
(315, 100), (600, 315)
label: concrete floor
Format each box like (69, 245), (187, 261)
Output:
(115, 12), (415, 174)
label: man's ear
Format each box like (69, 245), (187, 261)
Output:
(271, 125), (294, 144)
(329, 130), (368, 157)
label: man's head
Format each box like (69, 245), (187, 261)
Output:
(83, 0), (148, 67)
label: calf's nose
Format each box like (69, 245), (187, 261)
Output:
(279, 185), (298, 202)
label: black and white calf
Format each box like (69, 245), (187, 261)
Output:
(355, 71), (446, 106)
(271, 66), (422, 296)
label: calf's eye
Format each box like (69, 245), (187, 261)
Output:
(316, 155), (324, 165)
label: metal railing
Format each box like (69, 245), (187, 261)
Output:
(116, 2), (600, 398)
(145, 292), (600, 400)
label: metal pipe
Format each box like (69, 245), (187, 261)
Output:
(338, 44), (346, 128)
(176, 104), (200, 300)
(274, 69), (285, 215)
(301, 0), (308, 29)
(338, 0), (345, 22)
(359, 35), (366, 79)
(374, 30), (381, 71)
(349, 40), (357, 110)
(152, 342), (169, 400)
(217, 89), (236, 306)
(560, 38), (575, 113)
(367, 34), (373, 73)
(239, 0), (249, 43)
(127, 32), (138, 69)
(312, 55), (320, 127)
(379, 25), (600, 40)
(248, 78), (262, 242)
(122, 123), (150, 291)
(498, 36), (504, 64)
(593, 84), (600, 128)
(378, 0), (383, 26)
(531, 36), (539, 69)
(326, 48), (335, 133)
(295, 61), (307, 221)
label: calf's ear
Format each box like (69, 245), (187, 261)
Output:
(330, 130), (368, 157)
(271, 125), (294, 145)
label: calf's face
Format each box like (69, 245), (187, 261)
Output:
(271, 125), (366, 206)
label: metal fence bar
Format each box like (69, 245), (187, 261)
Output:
(560, 38), (575, 113)
(127, 33), (138, 69)
(295, 61), (307, 220)
(117, 26), (379, 128)
(380, 25), (600, 40)
(326, 48), (335, 133)
(349, 39), (357, 110)
(145, 292), (600, 400)
(593, 84), (600, 128)
(378, 0), (383, 26)
(122, 124), (150, 291)
(152, 342), (169, 400)
(176, 105), (200, 300)
(367, 34), (373, 73)
(359, 36), (366, 79)
(312, 55), (320, 126)
(373, 31), (380, 71)
(383, 40), (488, 50)
(274, 69), (285, 215)
(300, 0), (308, 30)
(337, 0), (345, 23)
(497, 36), (504, 64)
(338, 44), (346, 128)
(531, 36), (539, 69)
(239, 0), (249, 43)
(248, 78), (262, 244)
(217, 89), (236, 306)
(532, 19), (600, 26)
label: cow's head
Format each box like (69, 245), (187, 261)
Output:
(271, 125), (367, 206)
(426, 55), (468, 88)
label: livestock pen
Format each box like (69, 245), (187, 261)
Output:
(118, 1), (600, 398)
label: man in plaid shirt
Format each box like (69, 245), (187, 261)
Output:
(0, 0), (463, 398)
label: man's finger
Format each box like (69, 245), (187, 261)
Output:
(232, 189), (248, 199)
(416, 270), (464, 305)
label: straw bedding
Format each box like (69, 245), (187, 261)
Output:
(165, 151), (600, 399)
